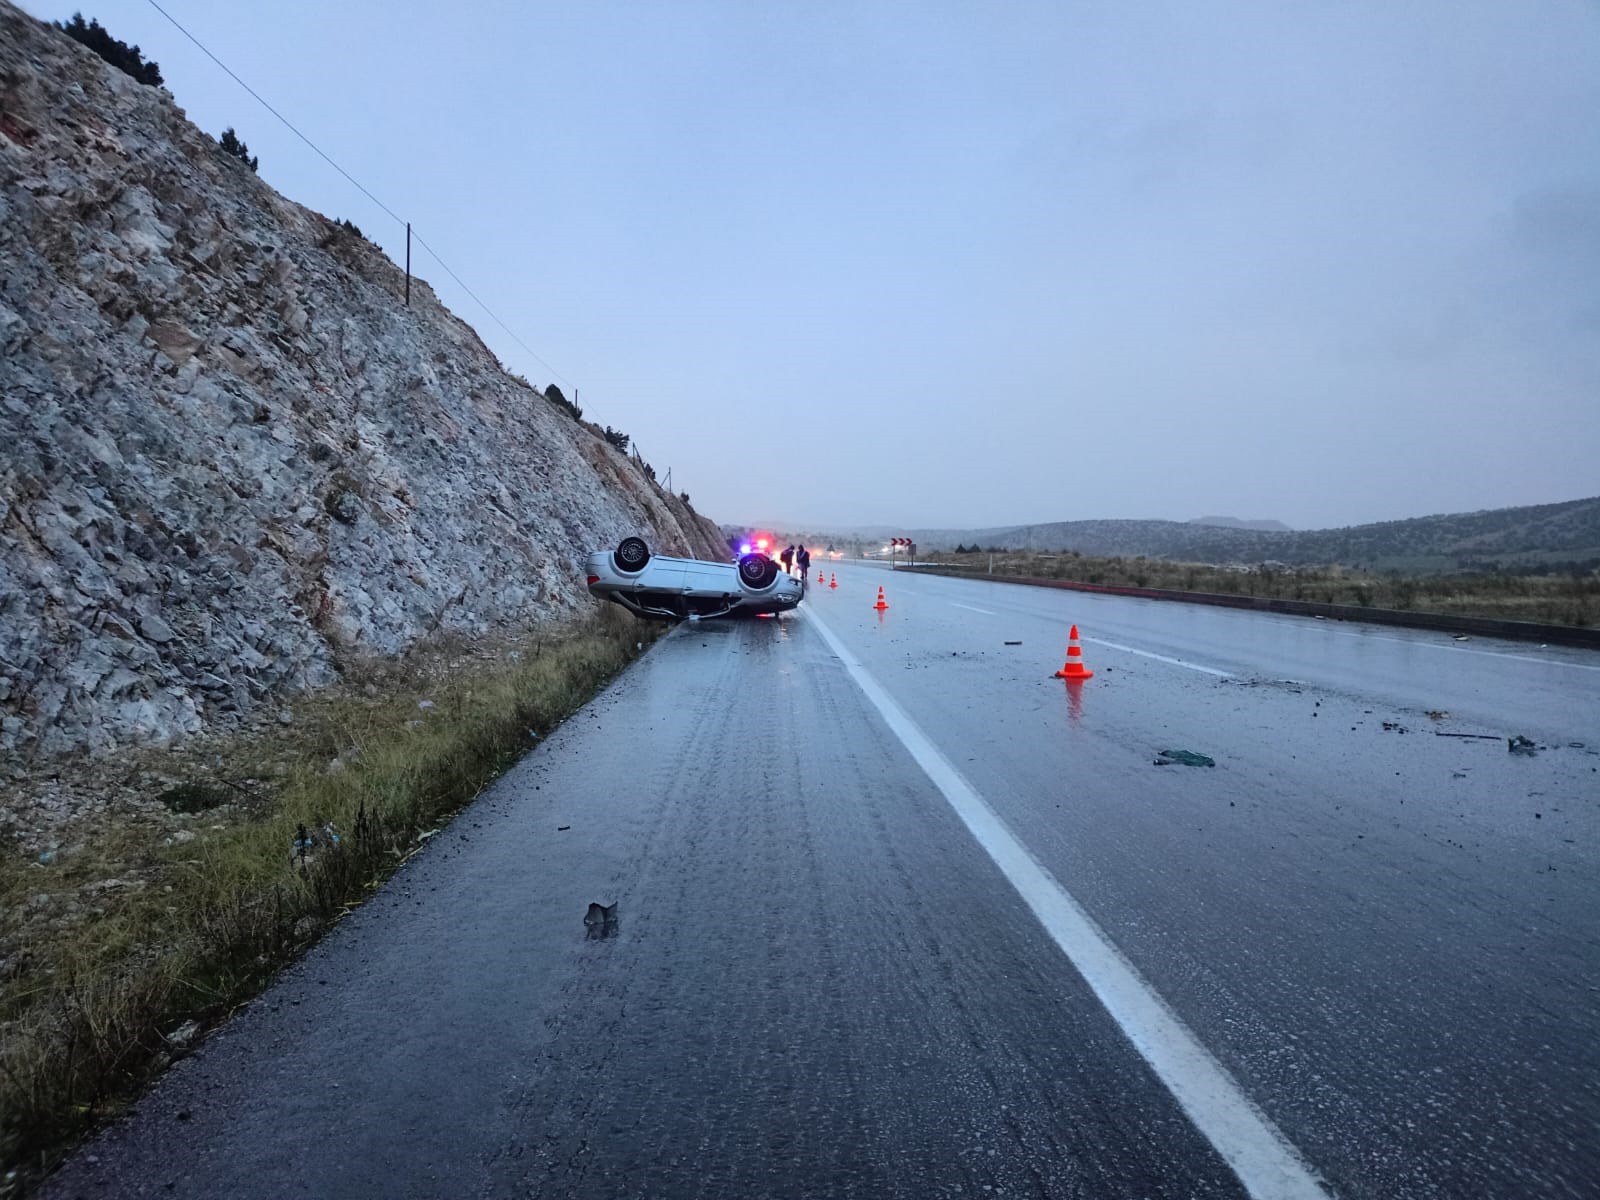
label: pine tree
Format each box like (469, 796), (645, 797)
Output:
(217, 127), (258, 173)
(56, 13), (164, 85)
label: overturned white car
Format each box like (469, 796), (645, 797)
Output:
(585, 537), (805, 621)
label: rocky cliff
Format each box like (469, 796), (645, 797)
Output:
(0, 2), (721, 760)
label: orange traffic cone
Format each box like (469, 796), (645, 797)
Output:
(1054, 625), (1094, 680)
(829, 574), (837, 590)
(817, 571), (825, 583)
(873, 586), (889, 611)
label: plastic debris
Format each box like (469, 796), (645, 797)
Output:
(292, 823), (316, 860)
(1507, 735), (1539, 756)
(1155, 749), (1215, 768)
(584, 901), (619, 939)
(417, 699), (435, 710)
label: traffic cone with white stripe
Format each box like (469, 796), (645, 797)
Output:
(873, 586), (889, 611)
(1054, 625), (1094, 680)
(829, 574), (837, 590)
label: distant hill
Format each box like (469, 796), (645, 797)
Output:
(1188, 516), (1293, 532)
(741, 497), (1600, 574)
(952, 497), (1600, 572)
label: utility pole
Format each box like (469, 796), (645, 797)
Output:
(404, 222), (411, 307)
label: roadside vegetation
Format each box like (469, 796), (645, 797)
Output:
(917, 549), (1598, 627)
(0, 609), (656, 1195)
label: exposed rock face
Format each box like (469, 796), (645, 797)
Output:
(0, 3), (722, 759)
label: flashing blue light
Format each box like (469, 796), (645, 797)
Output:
(740, 543), (752, 554)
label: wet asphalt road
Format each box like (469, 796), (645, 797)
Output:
(43, 565), (1600, 1199)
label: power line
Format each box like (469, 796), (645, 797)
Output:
(141, 0), (403, 228)
(139, 0), (574, 392)
(410, 228), (569, 385)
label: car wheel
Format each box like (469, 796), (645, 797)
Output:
(737, 553), (779, 590)
(613, 536), (651, 573)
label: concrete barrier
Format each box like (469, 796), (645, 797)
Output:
(903, 568), (1600, 650)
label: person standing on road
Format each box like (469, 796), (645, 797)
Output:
(780, 545), (795, 575)
(796, 545), (811, 580)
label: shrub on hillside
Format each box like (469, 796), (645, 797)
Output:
(603, 426), (630, 453)
(218, 127), (258, 172)
(56, 13), (163, 85)
(543, 384), (583, 421)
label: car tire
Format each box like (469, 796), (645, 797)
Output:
(613, 536), (651, 573)
(737, 553), (780, 591)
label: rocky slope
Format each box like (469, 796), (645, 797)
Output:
(0, 2), (721, 761)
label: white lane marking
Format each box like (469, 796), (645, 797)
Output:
(1316, 627), (1600, 672)
(1082, 637), (1234, 678)
(802, 607), (1328, 1199)
(951, 602), (998, 615)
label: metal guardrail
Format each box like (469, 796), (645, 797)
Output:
(902, 567), (1600, 650)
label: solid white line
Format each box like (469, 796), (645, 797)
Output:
(1082, 637), (1234, 678)
(1315, 627), (1600, 672)
(802, 606), (1328, 1200)
(951, 602), (998, 615)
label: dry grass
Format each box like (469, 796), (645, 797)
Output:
(918, 551), (1598, 627)
(0, 608), (654, 1195)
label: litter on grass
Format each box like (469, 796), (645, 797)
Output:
(1155, 749), (1215, 768)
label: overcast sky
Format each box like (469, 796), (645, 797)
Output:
(26, 0), (1600, 531)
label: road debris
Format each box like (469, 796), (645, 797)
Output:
(1425, 710), (1450, 720)
(1508, 736), (1539, 756)
(1436, 732), (1500, 741)
(1381, 722), (1409, 734)
(1155, 749), (1215, 768)
(584, 901), (619, 939)
(1004, 640), (1022, 646)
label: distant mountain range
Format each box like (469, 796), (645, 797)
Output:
(1187, 516), (1294, 532)
(733, 496), (1600, 573)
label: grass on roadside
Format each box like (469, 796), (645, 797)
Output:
(0, 607), (654, 1195)
(918, 551), (1598, 627)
